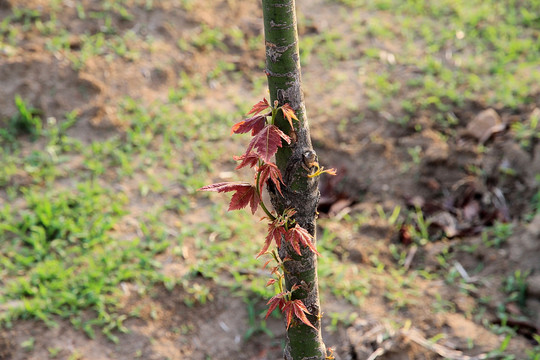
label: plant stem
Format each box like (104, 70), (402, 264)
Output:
(262, 0), (326, 359)
(256, 168), (276, 220)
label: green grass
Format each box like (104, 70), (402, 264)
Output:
(0, 77), (245, 339)
(0, 184), (136, 340)
(325, 0), (540, 121)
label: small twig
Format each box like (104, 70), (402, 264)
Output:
(366, 348), (385, 360)
(454, 261), (474, 283)
(403, 245), (418, 270)
(402, 328), (488, 360)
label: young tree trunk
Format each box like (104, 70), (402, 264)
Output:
(262, 1), (327, 359)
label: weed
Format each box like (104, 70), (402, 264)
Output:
(527, 334), (540, 360)
(48, 347), (61, 358)
(431, 292), (456, 313)
(511, 111), (540, 150)
(503, 270), (530, 308)
(407, 146), (422, 165)
(525, 189), (540, 222)
(402, 207), (431, 245)
(21, 337), (35, 352)
(326, 311), (358, 333)
(482, 222), (514, 248)
(68, 350), (83, 360)
(6, 95), (42, 139)
(376, 205), (402, 226)
(243, 297), (273, 340)
(185, 25), (226, 52)
(489, 335), (515, 359)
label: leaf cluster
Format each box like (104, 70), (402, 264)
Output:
(198, 99), (324, 329)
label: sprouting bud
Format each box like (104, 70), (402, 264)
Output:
(302, 150), (318, 169)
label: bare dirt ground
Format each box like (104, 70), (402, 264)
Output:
(0, 0), (539, 359)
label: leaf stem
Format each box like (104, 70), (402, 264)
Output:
(256, 166), (276, 221)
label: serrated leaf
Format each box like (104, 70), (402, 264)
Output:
(198, 182), (251, 193)
(286, 224), (320, 256)
(233, 153), (259, 169)
(257, 220), (286, 258)
(246, 124), (290, 163)
(198, 182), (259, 215)
(281, 103), (298, 131)
(248, 98), (270, 115)
(231, 114), (267, 135)
(265, 292), (286, 319)
(229, 185), (259, 214)
(265, 300), (281, 320)
(292, 300), (316, 329)
(258, 163), (284, 195)
(283, 301), (294, 329)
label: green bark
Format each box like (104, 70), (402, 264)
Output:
(262, 1), (327, 359)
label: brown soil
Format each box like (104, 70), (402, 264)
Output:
(1, 0), (539, 359)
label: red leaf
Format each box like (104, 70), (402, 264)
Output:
(283, 302), (294, 329)
(246, 125), (290, 163)
(233, 153), (259, 169)
(270, 265), (281, 275)
(265, 279), (277, 287)
(281, 103), (298, 131)
(292, 300), (316, 329)
(257, 220), (287, 258)
(248, 98), (270, 115)
(198, 182), (259, 215)
(198, 182), (250, 193)
(231, 115), (267, 136)
(229, 185), (259, 215)
(289, 234), (302, 255)
(258, 163), (284, 196)
(265, 292), (286, 319)
(286, 224), (320, 256)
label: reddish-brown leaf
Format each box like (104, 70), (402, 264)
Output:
(265, 292), (286, 319)
(231, 115), (267, 136)
(281, 103), (298, 131)
(229, 185), (259, 214)
(246, 125), (291, 163)
(198, 182), (259, 215)
(286, 224), (320, 256)
(292, 300), (316, 329)
(258, 163), (284, 195)
(257, 232), (273, 258)
(233, 153), (260, 169)
(270, 265), (281, 275)
(289, 234), (302, 255)
(248, 98), (270, 115)
(257, 219), (287, 258)
(283, 302), (294, 329)
(198, 182), (250, 193)
(265, 279), (277, 287)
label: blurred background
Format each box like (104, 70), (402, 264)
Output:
(0, 0), (539, 359)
